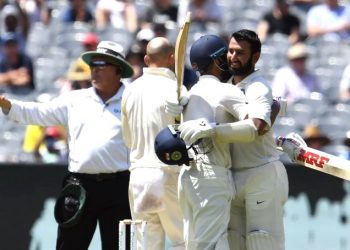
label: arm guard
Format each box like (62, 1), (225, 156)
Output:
(214, 119), (258, 143)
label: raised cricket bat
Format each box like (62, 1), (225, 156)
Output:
(277, 137), (350, 181)
(174, 12), (191, 122)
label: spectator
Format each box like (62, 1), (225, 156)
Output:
(22, 124), (47, 161)
(271, 42), (321, 103)
(257, 0), (302, 44)
(0, 0), (7, 8)
(177, 0), (222, 29)
(20, 0), (51, 25)
(80, 32), (98, 51)
(153, 22), (168, 37)
(141, 0), (178, 28)
(124, 47), (144, 83)
(135, 27), (155, 56)
(306, 0), (350, 41)
(77, 33), (99, 68)
(302, 123), (332, 150)
(57, 32), (97, 93)
(95, 0), (138, 33)
(0, 32), (34, 95)
(290, 0), (320, 13)
(59, 57), (92, 94)
(22, 123), (68, 163)
(40, 3), (52, 26)
(338, 130), (350, 160)
(0, 4), (28, 50)
(60, 0), (94, 24)
(0, 0), (9, 17)
(339, 63), (350, 102)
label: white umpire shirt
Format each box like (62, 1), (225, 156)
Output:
(183, 74), (249, 169)
(7, 86), (129, 174)
(228, 70), (280, 169)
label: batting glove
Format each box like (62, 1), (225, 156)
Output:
(286, 132), (307, 147)
(178, 118), (215, 144)
(164, 95), (189, 117)
(276, 132), (307, 162)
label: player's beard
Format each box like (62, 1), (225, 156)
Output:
(229, 55), (255, 77)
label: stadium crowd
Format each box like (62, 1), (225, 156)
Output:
(1, 0), (350, 163)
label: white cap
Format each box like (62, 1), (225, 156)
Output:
(136, 28), (155, 42)
(287, 43), (308, 60)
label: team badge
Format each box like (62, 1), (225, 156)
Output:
(170, 151), (182, 161)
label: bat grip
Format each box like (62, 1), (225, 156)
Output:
(176, 83), (182, 124)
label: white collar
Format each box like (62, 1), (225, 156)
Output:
(142, 67), (176, 80)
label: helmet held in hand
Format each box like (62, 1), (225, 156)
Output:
(154, 125), (191, 166)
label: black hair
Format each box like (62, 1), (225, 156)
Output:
(231, 29), (261, 54)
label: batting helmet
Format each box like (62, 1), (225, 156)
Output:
(154, 125), (191, 166)
(190, 34), (228, 73)
(54, 177), (86, 228)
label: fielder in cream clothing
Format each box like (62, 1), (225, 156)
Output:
(121, 37), (186, 250)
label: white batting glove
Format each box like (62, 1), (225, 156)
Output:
(165, 100), (183, 117)
(285, 132), (307, 147)
(276, 132), (306, 162)
(178, 118), (215, 144)
(164, 95), (189, 117)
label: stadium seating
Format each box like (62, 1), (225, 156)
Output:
(2, 0), (350, 164)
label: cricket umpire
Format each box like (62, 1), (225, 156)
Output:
(0, 41), (134, 250)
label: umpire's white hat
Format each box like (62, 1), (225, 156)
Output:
(81, 41), (134, 78)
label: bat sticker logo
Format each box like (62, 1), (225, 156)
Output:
(296, 149), (330, 168)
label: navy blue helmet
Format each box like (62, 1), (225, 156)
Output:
(190, 34), (228, 73)
(154, 125), (191, 166)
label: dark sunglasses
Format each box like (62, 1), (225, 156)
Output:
(89, 61), (115, 68)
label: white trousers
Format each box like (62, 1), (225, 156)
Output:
(178, 163), (235, 250)
(228, 161), (289, 250)
(129, 168), (185, 250)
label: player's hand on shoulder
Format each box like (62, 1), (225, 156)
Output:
(164, 95), (189, 117)
(178, 118), (215, 144)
